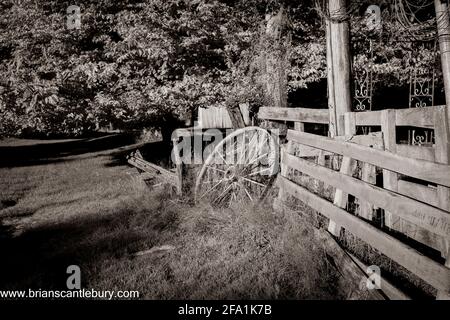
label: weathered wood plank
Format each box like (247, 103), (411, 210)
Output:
(328, 113), (357, 237)
(286, 130), (450, 187)
(434, 1), (450, 299)
(296, 132), (383, 158)
(171, 138), (183, 195)
(172, 127), (221, 139)
(347, 253), (411, 300)
(258, 107), (329, 124)
(359, 163), (377, 221)
(294, 121), (304, 132)
(381, 109), (399, 230)
(277, 176), (450, 292)
(396, 106), (438, 129)
(315, 230), (386, 300)
(350, 106), (443, 128)
(198, 105), (250, 129)
(328, 0), (352, 135)
(282, 152), (450, 237)
(354, 110), (382, 126)
(434, 104), (450, 270)
(396, 144), (436, 162)
(336, 131), (384, 149)
(326, 17), (337, 138)
(397, 180), (438, 207)
(296, 145), (333, 158)
(128, 157), (179, 188)
(434, 106), (450, 212)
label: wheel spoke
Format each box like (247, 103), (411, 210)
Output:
(195, 128), (276, 207)
(242, 185), (253, 201)
(247, 152), (269, 167)
(241, 131), (258, 164)
(200, 179), (226, 199)
(214, 183), (234, 204)
(216, 148), (229, 165)
(202, 178), (227, 184)
(245, 167), (272, 177)
(225, 139), (238, 158)
(240, 176), (266, 188)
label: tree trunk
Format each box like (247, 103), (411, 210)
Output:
(261, 6), (290, 136)
(264, 6), (289, 110)
(328, 0), (352, 136)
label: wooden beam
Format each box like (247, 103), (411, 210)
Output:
(354, 110), (382, 126)
(396, 144), (436, 162)
(434, 1), (450, 298)
(347, 253), (411, 300)
(435, 0), (450, 124)
(360, 162), (377, 221)
(171, 138), (183, 195)
(258, 107), (329, 124)
(434, 102), (450, 275)
(350, 106), (443, 128)
(328, 155), (356, 236)
(296, 145), (333, 158)
(296, 132), (383, 158)
(326, 18), (337, 137)
(128, 157), (179, 188)
(315, 230), (385, 300)
(336, 131), (384, 148)
(286, 130), (450, 188)
(395, 107), (436, 128)
(329, 113), (357, 236)
(277, 176), (450, 292)
(390, 178), (444, 252)
(381, 109), (398, 229)
(434, 106), (450, 212)
(227, 104), (246, 129)
(282, 152), (450, 238)
(397, 180), (438, 208)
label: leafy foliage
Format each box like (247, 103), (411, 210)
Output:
(0, 0), (443, 136)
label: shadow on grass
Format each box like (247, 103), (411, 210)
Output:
(0, 134), (137, 168)
(105, 140), (172, 169)
(0, 209), (150, 291)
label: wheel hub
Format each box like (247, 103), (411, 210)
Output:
(225, 166), (238, 180)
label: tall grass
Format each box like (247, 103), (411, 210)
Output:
(0, 141), (345, 299)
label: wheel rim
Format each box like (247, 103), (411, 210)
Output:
(194, 127), (278, 206)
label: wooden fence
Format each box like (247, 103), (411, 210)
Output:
(259, 105), (450, 299)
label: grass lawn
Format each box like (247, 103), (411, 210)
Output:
(0, 136), (355, 299)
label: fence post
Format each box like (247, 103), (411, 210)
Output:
(328, 112), (357, 236)
(434, 0), (450, 126)
(381, 109), (398, 229)
(359, 163), (377, 221)
(326, 19), (337, 138)
(434, 106), (450, 299)
(327, 0), (352, 137)
(172, 137), (183, 196)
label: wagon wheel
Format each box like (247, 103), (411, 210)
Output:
(194, 127), (278, 207)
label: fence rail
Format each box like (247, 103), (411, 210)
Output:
(353, 105), (443, 128)
(258, 107), (329, 124)
(276, 176), (450, 292)
(287, 130), (450, 188)
(270, 105), (450, 299)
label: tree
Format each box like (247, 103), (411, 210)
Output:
(0, 0), (441, 137)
